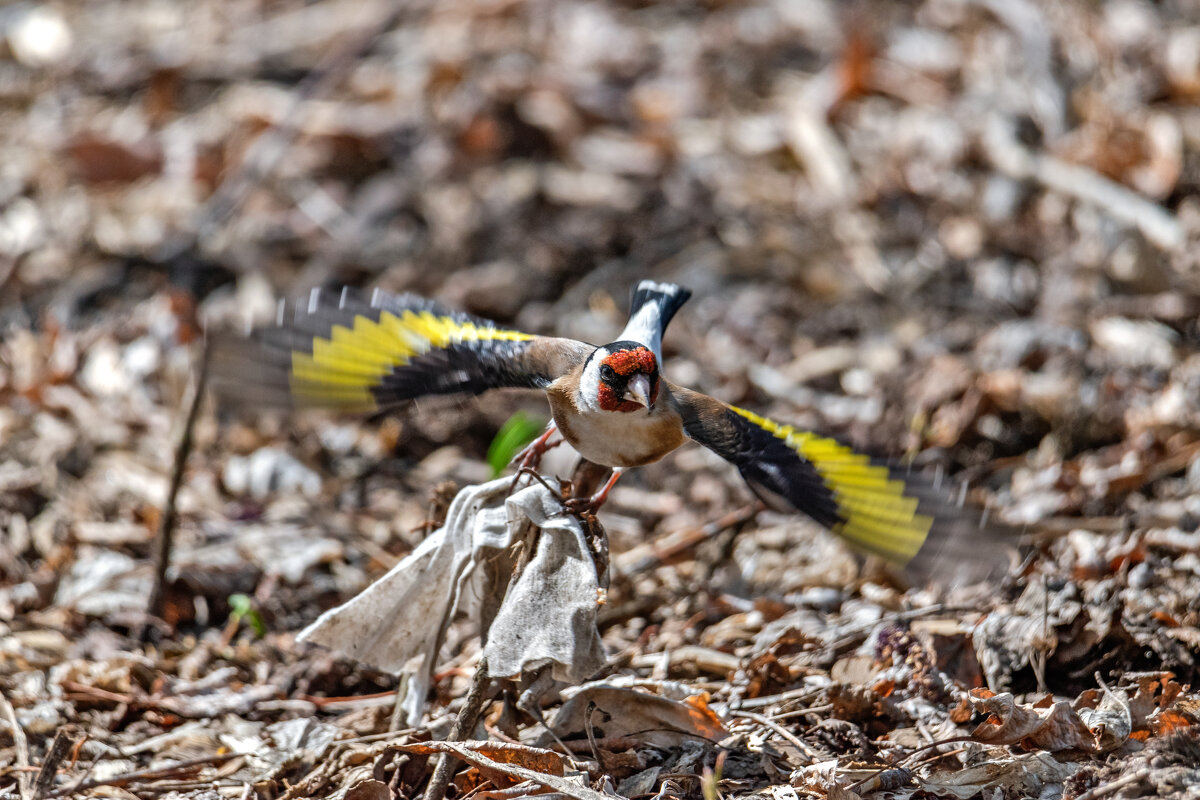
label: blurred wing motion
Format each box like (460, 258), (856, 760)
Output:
(670, 386), (1015, 585)
(211, 287), (591, 413)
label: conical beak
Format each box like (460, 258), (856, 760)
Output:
(625, 373), (651, 408)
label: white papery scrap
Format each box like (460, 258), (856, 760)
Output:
(298, 477), (606, 725)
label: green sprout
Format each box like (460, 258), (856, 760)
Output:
(701, 750), (726, 800)
(486, 411), (546, 478)
(228, 593), (266, 638)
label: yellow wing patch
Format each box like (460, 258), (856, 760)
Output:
(290, 311), (534, 409)
(729, 406), (933, 564)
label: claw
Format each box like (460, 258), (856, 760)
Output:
(509, 423), (562, 493)
(564, 468), (624, 515)
(510, 423), (561, 471)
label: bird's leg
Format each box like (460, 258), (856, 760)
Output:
(510, 422), (561, 473)
(509, 423), (562, 493)
(565, 467), (625, 514)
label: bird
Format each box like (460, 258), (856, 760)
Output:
(211, 280), (1014, 585)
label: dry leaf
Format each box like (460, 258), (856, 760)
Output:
(969, 692), (1098, 752)
(549, 683), (727, 749)
(391, 741), (609, 800)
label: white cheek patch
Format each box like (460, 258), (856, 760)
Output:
(577, 355), (605, 412)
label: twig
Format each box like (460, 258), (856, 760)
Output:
(1075, 768), (1151, 800)
(847, 735), (976, 793)
(730, 687), (824, 711)
(623, 504), (760, 575)
(0, 691), (31, 800)
(328, 728), (417, 747)
(403, 740), (613, 800)
(517, 667), (572, 756)
(389, 672), (412, 733)
(146, 340), (212, 624)
(828, 604), (984, 653)
(907, 746), (968, 771)
(31, 729), (74, 800)
(769, 704), (834, 721)
(424, 657), (491, 800)
(510, 467), (566, 503)
(727, 709), (820, 764)
(296, 689), (398, 709)
(584, 702), (607, 773)
(45, 754), (241, 798)
(112, 779), (243, 796)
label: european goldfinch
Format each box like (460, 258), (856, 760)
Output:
(213, 280), (1013, 585)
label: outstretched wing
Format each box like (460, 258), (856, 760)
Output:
(211, 287), (593, 413)
(669, 385), (1015, 585)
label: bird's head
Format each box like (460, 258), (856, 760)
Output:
(582, 341), (660, 413)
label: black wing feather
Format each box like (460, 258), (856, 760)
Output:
(669, 384), (1015, 585)
(211, 287), (591, 413)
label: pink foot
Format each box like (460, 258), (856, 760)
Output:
(510, 423), (562, 474)
(565, 468), (625, 514)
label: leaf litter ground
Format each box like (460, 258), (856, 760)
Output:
(4, 0), (1200, 797)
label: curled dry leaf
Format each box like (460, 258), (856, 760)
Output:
(342, 779), (392, 800)
(969, 691), (1099, 752)
(549, 683), (728, 749)
(968, 678), (1195, 755)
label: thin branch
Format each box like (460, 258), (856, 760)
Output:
(983, 116), (1184, 251)
(31, 729), (74, 800)
(1075, 768), (1151, 800)
(45, 754), (241, 798)
(424, 657), (492, 800)
(0, 691), (31, 800)
(623, 504), (760, 575)
(147, 340), (212, 623)
(727, 709), (820, 764)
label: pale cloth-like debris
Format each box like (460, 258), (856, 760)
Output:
(298, 477), (606, 725)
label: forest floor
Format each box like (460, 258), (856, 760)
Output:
(3, 0), (1200, 798)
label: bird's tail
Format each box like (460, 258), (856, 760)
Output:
(629, 281), (692, 330)
(617, 281), (692, 357)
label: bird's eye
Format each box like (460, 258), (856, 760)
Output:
(599, 364), (616, 382)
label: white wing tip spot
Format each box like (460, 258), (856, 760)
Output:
(639, 280), (682, 295)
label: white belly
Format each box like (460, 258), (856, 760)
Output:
(548, 401), (683, 468)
